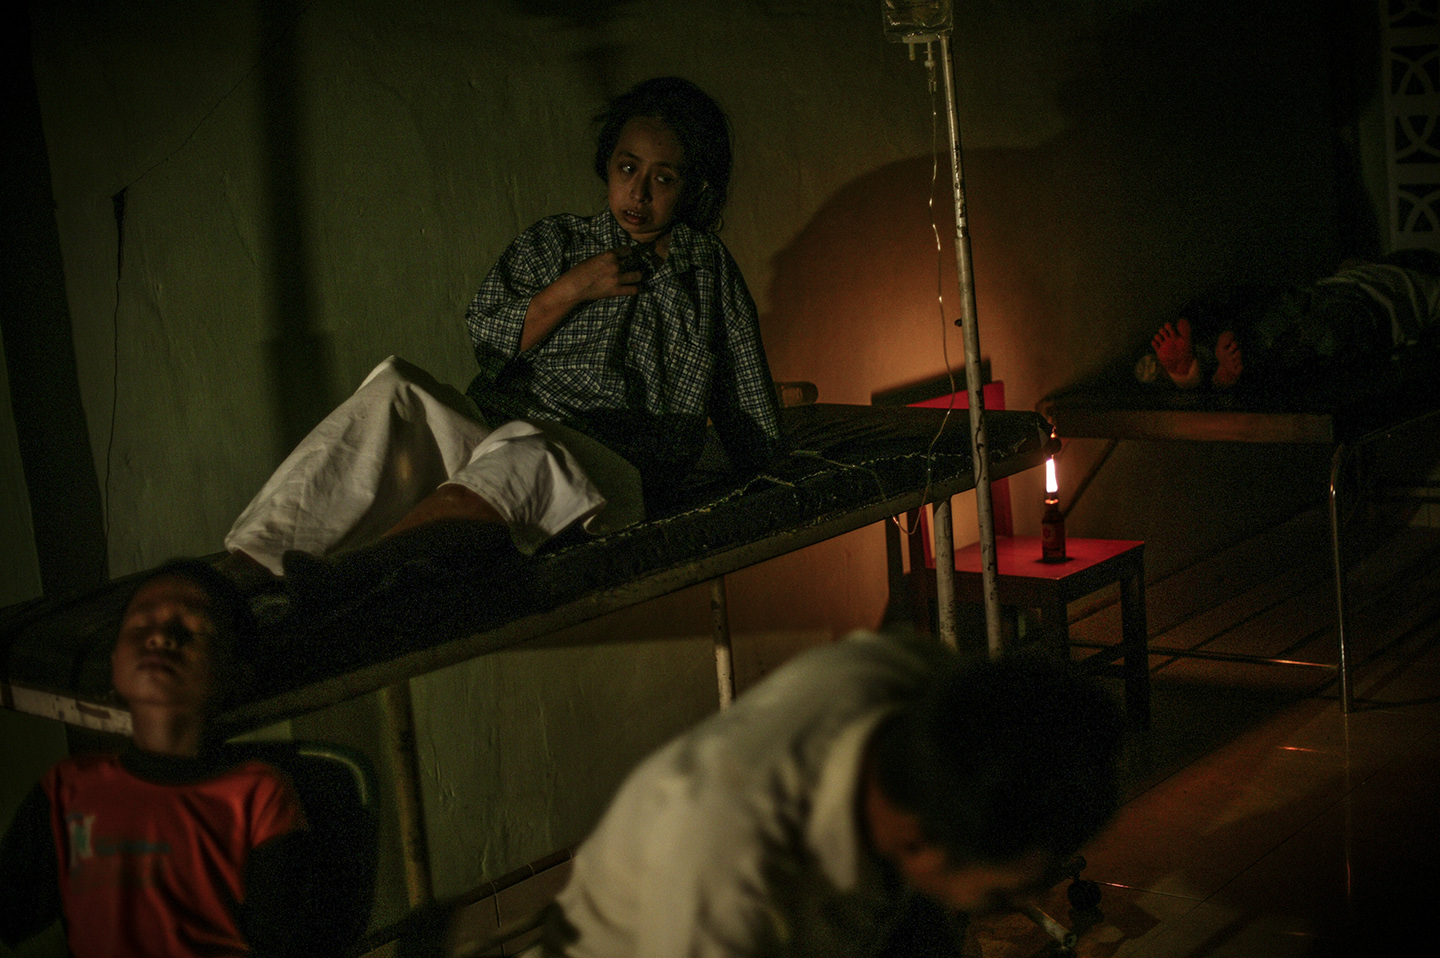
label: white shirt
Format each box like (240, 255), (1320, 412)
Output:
(544, 631), (953, 958)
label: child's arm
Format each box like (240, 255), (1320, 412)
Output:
(0, 784), (62, 948)
(236, 765), (320, 958)
(238, 830), (319, 958)
(466, 217), (639, 379)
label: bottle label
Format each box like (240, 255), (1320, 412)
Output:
(1042, 520), (1065, 558)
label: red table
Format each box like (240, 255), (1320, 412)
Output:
(951, 536), (1150, 726)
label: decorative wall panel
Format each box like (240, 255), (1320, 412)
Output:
(1383, 0), (1440, 251)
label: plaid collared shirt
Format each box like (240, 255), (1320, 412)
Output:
(465, 212), (782, 483)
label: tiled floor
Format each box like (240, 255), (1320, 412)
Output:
(969, 522), (1440, 957)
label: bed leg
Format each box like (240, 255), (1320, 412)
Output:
(711, 577), (736, 708)
(933, 496), (958, 651)
(379, 680), (434, 907)
(1329, 443), (1353, 713)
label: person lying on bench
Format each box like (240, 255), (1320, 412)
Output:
(0, 560), (312, 956)
(219, 77), (783, 602)
(1144, 249), (1440, 393)
(529, 633), (1124, 958)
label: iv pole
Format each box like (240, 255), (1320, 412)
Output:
(900, 26), (1002, 657)
(891, 18), (1087, 947)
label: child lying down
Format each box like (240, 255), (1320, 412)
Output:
(1138, 250), (1440, 393)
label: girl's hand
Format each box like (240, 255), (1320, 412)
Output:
(520, 247), (644, 351)
(558, 247), (644, 303)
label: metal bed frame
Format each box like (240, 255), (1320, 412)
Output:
(1041, 383), (1440, 712)
(1, 403), (1052, 737)
(3, 402), (1053, 909)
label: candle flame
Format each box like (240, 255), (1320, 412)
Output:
(1045, 457), (1058, 495)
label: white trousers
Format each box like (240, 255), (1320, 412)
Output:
(224, 356), (644, 575)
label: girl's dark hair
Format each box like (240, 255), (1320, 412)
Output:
(593, 76), (733, 232)
(870, 655), (1124, 868)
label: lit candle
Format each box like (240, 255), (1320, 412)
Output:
(1041, 456), (1067, 562)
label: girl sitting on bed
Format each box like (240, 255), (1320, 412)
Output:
(1142, 249), (1440, 394)
(218, 77), (782, 602)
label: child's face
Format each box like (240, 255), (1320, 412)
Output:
(606, 116), (688, 246)
(112, 575), (224, 714)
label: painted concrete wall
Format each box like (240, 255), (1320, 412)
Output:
(3, 0), (1384, 944)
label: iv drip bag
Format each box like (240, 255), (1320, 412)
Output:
(882, 0), (952, 41)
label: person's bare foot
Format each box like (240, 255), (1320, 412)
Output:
(1153, 318), (1202, 387)
(383, 483), (508, 538)
(282, 518), (514, 609)
(1213, 330), (1243, 387)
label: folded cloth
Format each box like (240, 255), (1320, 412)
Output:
(225, 356), (643, 575)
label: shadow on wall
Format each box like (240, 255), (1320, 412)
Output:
(2, 6), (108, 595)
(258, 0), (338, 459)
(762, 0), (1379, 417)
(755, 0), (1379, 591)
(513, 0), (635, 98)
(759, 153), (1050, 408)
(758, 139), (1337, 421)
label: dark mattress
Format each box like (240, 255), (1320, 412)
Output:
(1, 403), (1052, 732)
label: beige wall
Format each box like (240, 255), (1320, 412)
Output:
(3, 0), (1385, 943)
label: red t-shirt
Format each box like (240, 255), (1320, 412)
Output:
(42, 752), (305, 957)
